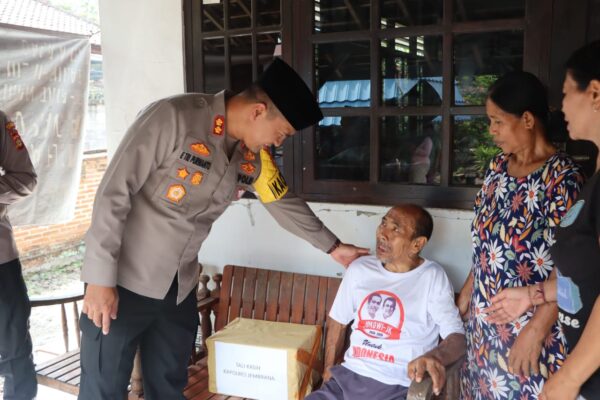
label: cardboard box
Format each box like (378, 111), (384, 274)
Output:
(207, 318), (322, 400)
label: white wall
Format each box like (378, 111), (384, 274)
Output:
(98, 0), (185, 157)
(198, 200), (473, 290)
(99, 0), (474, 290)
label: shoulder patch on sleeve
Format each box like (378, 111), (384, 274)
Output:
(5, 121), (24, 150)
(253, 148), (288, 203)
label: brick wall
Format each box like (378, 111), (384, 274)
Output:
(14, 153), (108, 268)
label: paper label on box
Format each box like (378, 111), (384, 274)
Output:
(215, 342), (289, 400)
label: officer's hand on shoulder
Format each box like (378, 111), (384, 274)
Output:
(82, 284), (119, 335)
(330, 243), (370, 268)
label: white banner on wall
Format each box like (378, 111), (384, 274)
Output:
(0, 25), (90, 225)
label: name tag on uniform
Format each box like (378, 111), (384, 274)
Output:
(556, 270), (583, 314)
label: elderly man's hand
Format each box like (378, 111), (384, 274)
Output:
(330, 243), (369, 268)
(321, 366), (333, 384)
(407, 355), (446, 396)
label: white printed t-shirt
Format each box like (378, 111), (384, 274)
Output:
(329, 255), (464, 387)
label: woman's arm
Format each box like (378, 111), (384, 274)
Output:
(540, 295), (600, 400)
(485, 269), (561, 376)
(484, 269), (559, 324)
(457, 271), (474, 320)
(507, 300), (557, 376)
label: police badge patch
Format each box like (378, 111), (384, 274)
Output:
(190, 142), (211, 156)
(190, 171), (203, 186)
(5, 121), (24, 150)
(166, 184), (187, 204)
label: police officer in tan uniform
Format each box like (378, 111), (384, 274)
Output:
(0, 111), (38, 400)
(79, 59), (368, 399)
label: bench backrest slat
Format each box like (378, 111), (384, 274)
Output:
(215, 265), (342, 332)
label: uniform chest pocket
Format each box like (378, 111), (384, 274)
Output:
(152, 137), (215, 213)
(230, 171), (256, 201)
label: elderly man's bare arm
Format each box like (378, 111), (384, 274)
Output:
(322, 317), (347, 383)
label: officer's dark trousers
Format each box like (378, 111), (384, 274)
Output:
(78, 278), (199, 400)
(0, 259), (37, 400)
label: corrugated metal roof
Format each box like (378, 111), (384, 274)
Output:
(0, 0), (100, 45)
(318, 77), (467, 125)
(318, 77), (465, 108)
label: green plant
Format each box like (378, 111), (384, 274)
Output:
(472, 144), (501, 176)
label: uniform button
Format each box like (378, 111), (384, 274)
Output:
(194, 98), (207, 108)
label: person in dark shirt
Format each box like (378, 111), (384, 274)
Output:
(484, 40), (600, 400)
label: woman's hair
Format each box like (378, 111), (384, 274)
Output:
(565, 40), (600, 91)
(487, 71), (550, 131)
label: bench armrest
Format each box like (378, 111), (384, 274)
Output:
(197, 296), (218, 312)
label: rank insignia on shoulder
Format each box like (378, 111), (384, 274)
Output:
(241, 162), (256, 175)
(213, 115), (225, 136)
(166, 184), (186, 203)
(243, 150), (256, 161)
(6, 121), (24, 150)
(177, 167), (190, 180)
(190, 142), (210, 156)
(191, 171), (203, 185)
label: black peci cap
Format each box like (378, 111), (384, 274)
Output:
(256, 58), (323, 131)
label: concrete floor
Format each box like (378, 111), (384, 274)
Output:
(37, 384), (77, 399)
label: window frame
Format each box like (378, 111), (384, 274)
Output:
(183, 0), (553, 209)
(290, 0), (552, 209)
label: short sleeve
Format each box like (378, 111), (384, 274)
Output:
(329, 262), (359, 325)
(474, 154), (502, 212)
(426, 266), (465, 339)
(544, 158), (584, 228)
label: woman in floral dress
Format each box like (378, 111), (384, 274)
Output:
(458, 71), (584, 400)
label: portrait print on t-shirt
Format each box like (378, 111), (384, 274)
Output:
(357, 290), (404, 340)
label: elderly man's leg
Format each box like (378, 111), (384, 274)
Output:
(138, 280), (198, 400)
(309, 365), (408, 400)
(305, 372), (345, 400)
(0, 259), (37, 400)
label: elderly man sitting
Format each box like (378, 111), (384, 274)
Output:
(307, 204), (465, 400)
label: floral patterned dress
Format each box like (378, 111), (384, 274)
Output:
(461, 152), (584, 400)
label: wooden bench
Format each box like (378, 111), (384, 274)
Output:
(184, 265), (463, 400)
(29, 266), (212, 399)
(30, 291), (84, 395)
